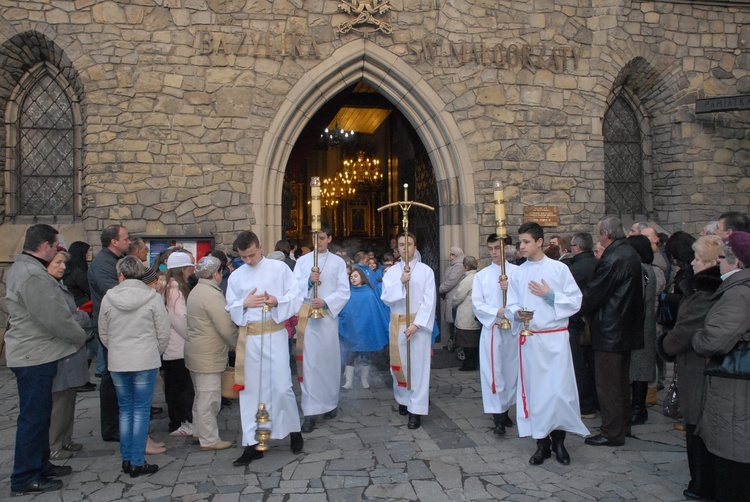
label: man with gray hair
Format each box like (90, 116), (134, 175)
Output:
(185, 256), (238, 451)
(580, 217), (645, 447)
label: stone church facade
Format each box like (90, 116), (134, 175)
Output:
(0, 0), (748, 271)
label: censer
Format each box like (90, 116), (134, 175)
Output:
(255, 302), (272, 451)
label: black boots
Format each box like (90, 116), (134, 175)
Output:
(530, 431), (569, 465)
(492, 411), (514, 436)
(529, 437), (552, 465)
(290, 432), (304, 454)
(550, 430), (570, 465)
(459, 347), (479, 371)
(631, 381), (649, 425)
(301, 415), (318, 433)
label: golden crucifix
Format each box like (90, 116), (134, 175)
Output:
(378, 183), (434, 390)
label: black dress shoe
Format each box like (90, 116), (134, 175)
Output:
(122, 461), (131, 474)
(501, 411), (514, 427)
(493, 422), (506, 436)
(584, 434), (624, 447)
(552, 441), (570, 465)
(407, 413), (421, 429)
(683, 489), (702, 500)
(150, 406), (163, 418)
(130, 462), (159, 478)
(11, 477), (63, 495)
(233, 446), (264, 466)
(290, 432), (304, 454)
(77, 382), (97, 392)
(40, 464), (73, 478)
(323, 408), (338, 419)
(529, 444), (552, 465)
(103, 433), (120, 442)
(301, 416), (318, 433)
(398, 405), (408, 416)
(458, 365), (477, 372)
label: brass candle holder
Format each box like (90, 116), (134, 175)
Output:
(254, 403), (271, 451)
(494, 179), (511, 330)
(517, 310), (534, 337)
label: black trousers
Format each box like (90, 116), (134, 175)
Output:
(99, 344), (120, 440)
(594, 350), (630, 443)
(569, 326), (598, 414)
(686, 423), (716, 499)
(162, 358), (195, 431)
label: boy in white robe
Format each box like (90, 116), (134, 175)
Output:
(472, 234), (519, 436)
(293, 226), (350, 432)
(502, 222), (590, 466)
(225, 231), (304, 466)
(381, 233), (436, 430)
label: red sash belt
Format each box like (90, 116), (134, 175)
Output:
(519, 326), (568, 418)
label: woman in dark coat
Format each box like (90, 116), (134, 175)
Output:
(692, 231), (750, 502)
(658, 235), (723, 500)
(62, 241), (91, 307)
(625, 235), (660, 425)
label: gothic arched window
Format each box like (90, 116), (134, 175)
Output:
(5, 62), (81, 218)
(603, 93), (646, 216)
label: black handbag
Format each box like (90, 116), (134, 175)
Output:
(703, 340), (750, 380)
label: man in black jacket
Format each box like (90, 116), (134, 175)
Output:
(566, 232), (599, 418)
(579, 217), (644, 446)
(89, 225), (131, 442)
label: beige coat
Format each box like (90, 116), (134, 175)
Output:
(185, 278), (238, 374)
(451, 270), (480, 330)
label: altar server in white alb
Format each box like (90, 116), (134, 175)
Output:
(381, 232), (436, 430)
(472, 234), (519, 437)
(293, 225), (350, 433)
(503, 222), (589, 466)
(225, 231), (304, 466)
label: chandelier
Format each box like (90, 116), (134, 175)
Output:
(341, 151), (383, 189)
(321, 123), (354, 147)
(321, 171), (356, 207)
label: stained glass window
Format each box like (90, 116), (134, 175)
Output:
(603, 95), (645, 216)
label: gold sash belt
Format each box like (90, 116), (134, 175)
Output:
(294, 303), (327, 383)
(233, 319), (284, 391)
(389, 313), (411, 388)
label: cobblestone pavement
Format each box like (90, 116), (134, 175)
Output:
(0, 358), (691, 501)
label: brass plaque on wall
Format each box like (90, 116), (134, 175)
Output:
(523, 206), (559, 227)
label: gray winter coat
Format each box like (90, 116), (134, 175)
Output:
(693, 268), (750, 463)
(51, 281), (91, 393)
(5, 253), (86, 368)
(630, 264), (658, 381)
(439, 255), (465, 323)
(658, 267), (722, 425)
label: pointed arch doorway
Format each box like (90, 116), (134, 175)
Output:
(251, 39), (479, 269)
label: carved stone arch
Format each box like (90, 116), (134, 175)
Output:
(251, 39), (479, 258)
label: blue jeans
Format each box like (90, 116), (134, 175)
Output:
(111, 369), (157, 466)
(10, 360), (58, 488)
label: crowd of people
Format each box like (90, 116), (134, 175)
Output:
(4, 211), (750, 501)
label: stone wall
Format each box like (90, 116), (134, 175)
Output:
(0, 0), (747, 251)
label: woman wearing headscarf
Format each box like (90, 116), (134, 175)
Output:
(692, 231), (750, 502)
(657, 235), (723, 500)
(99, 256), (170, 477)
(451, 256), (481, 371)
(185, 256), (238, 451)
(48, 249), (91, 460)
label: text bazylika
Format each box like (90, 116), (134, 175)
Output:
(197, 31), (320, 59)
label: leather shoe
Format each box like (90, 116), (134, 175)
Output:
(301, 416), (317, 433)
(323, 408), (338, 419)
(683, 489), (702, 500)
(103, 433), (120, 442)
(11, 477), (63, 495)
(398, 405), (408, 416)
(493, 422), (506, 436)
(40, 464), (72, 478)
(407, 413), (421, 429)
(585, 434), (624, 447)
(122, 461), (131, 474)
(630, 408), (648, 426)
(290, 432), (304, 454)
(529, 445), (551, 465)
(233, 446), (264, 466)
(130, 462), (159, 478)
(552, 442), (570, 465)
